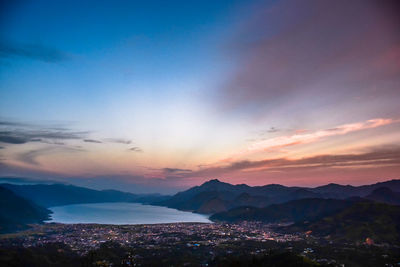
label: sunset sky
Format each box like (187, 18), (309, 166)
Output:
(1, 0), (400, 193)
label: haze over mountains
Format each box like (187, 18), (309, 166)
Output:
(1, 183), (168, 208)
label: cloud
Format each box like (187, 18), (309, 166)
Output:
(16, 146), (85, 166)
(191, 146), (400, 177)
(235, 118), (395, 158)
(16, 148), (51, 165)
(0, 133), (27, 144)
(0, 120), (89, 145)
(266, 127), (279, 133)
(163, 168), (192, 174)
(128, 147), (142, 152)
(0, 119), (143, 161)
(0, 41), (68, 63)
(220, 0), (400, 113)
(0, 130), (87, 144)
(0, 120), (30, 127)
(84, 139), (102, 144)
(104, 138), (132, 144)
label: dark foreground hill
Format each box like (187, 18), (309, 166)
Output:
(287, 201), (400, 244)
(365, 187), (400, 205)
(210, 198), (359, 223)
(1, 183), (169, 207)
(211, 196), (400, 244)
(0, 186), (51, 233)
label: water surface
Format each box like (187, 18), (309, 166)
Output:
(48, 202), (211, 224)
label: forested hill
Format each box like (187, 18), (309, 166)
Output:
(0, 186), (51, 233)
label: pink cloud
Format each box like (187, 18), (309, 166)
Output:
(191, 145), (400, 182)
(237, 118), (395, 157)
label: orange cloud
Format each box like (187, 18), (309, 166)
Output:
(195, 145), (400, 178)
(236, 118), (396, 158)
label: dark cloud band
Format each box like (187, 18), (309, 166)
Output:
(0, 41), (68, 63)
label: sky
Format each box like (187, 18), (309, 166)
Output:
(1, 0), (400, 193)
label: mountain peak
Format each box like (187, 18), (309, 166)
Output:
(203, 179), (222, 185)
(195, 179), (238, 192)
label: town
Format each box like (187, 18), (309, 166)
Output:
(2, 222), (301, 254)
(1, 222), (399, 266)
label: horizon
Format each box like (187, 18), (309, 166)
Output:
(1, 176), (399, 195)
(1, 0), (400, 194)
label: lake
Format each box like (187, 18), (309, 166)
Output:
(48, 202), (211, 224)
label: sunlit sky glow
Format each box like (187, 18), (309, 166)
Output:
(1, 0), (399, 193)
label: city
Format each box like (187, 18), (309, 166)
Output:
(1, 222), (399, 266)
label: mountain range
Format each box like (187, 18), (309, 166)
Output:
(157, 178), (400, 213)
(1, 177), (400, 242)
(3, 178), (400, 213)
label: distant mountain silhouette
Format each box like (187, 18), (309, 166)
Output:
(156, 179), (400, 213)
(1, 183), (169, 207)
(0, 176), (63, 185)
(0, 186), (51, 233)
(365, 187), (400, 205)
(310, 180), (400, 198)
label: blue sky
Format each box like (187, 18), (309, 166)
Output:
(1, 0), (247, 121)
